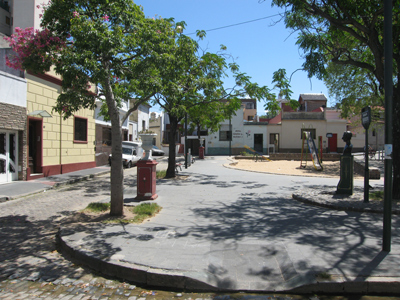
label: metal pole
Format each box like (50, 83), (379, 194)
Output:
(229, 117), (231, 157)
(364, 129), (369, 203)
(185, 113), (188, 169)
(382, 0), (393, 252)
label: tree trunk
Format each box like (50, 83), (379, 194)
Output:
(197, 124), (201, 140)
(392, 90), (400, 200)
(166, 116), (178, 178)
(104, 73), (124, 216)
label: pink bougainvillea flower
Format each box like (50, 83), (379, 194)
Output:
(73, 11), (79, 18)
(5, 27), (67, 71)
(102, 15), (109, 21)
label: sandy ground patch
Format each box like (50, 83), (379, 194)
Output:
(227, 159), (363, 179)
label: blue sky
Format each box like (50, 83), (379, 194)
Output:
(134, 0), (331, 115)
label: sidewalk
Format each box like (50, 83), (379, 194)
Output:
(0, 156), (173, 202)
(0, 166), (111, 201)
(56, 156), (399, 294)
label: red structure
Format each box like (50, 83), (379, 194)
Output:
(199, 146), (205, 159)
(136, 160), (158, 200)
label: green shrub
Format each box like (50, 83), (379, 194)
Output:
(240, 151), (252, 157)
(84, 202), (110, 212)
(370, 190), (384, 201)
(130, 203), (162, 223)
(156, 170), (167, 179)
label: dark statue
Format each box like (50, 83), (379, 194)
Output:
(342, 131), (353, 155)
(336, 130), (354, 194)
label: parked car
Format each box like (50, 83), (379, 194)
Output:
(152, 145), (165, 156)
(109, 141), (144, 168)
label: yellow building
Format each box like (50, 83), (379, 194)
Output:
(26, 71), (96, 180)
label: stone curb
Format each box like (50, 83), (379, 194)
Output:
(57, 228), (400, 294)
(51, 170), (110, 188)
(292, 193), (400, 215)
(56, 229), (220, 292)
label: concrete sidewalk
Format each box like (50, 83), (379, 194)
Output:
(0, 156), (173, 202)
(0, 166), (111, 201)
(57, 156), (400, 294)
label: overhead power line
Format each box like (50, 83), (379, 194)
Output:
(187, 13), (282, 35)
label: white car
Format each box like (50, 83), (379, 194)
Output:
(152, 145), (165, 156)
(109, 141), (144, 168)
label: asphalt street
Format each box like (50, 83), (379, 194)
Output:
(0, 156), (398, 299)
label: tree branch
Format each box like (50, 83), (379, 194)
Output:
(120, 94), (155, 125)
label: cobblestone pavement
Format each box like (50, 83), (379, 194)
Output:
(0, 160), (394, 300)
(0, 167), (209, 299)
(0, 167), (304, 300)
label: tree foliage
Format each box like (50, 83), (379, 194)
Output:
(324, 62), (384, 120)
(265, 0), (400, 198)
(5, 0), (176, 215)
(151, 27), (272, 177)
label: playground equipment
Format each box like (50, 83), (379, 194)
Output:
(300, 132), (323, 171)
(243, 145), (271, 162)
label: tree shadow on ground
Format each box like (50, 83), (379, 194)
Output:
(0, 211), (126, 283)
(154, 171), (400, 283)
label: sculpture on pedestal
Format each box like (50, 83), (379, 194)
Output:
(337, 131), (354, 195)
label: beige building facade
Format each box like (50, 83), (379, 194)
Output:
(26, 72), (96, 179)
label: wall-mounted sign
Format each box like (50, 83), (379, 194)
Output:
(326, 133), (333, 138)
(233, 129), (243, 139)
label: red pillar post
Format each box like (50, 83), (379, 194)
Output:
(199, 146), (205, 159)
(136, 160), (158, 200)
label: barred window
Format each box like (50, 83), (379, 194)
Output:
(301, 128), (316, 139)
(74, 117), (88, 142)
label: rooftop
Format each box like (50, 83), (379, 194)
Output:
(299, 93), (328, 101)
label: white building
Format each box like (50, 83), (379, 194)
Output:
(0, 65), (27, 183)
(206, 107), (268, 155)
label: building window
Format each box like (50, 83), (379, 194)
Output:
(248, 115), (254, 121)
(102, 127), (111, 146)
(219, 131), (232, 141)
(200, 129), (208, 136)
(301, 128), (316, 139)
(5, 16), (10, 25)
(246, 103), (254, 109)
(219, 125), (232, 141)
(74, 117), (88, 142)
(372, 129), (376, 137)
(142, 120), (146, 131)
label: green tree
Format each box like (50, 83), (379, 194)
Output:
(6, 0), (175, 216)
(151, 27), (272, 177)
(325, 62), (384, 120)
(186, 100), (239, 142)
(265, 0), (400, 198)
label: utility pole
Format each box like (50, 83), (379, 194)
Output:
(382, 0), (393, 252)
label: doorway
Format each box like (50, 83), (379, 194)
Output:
(28, 118), (43, 174)
(0, 131), (18, 184)
(269, 133), (279, 153)
(187, 139), (200, 156)
(254, 134), (263, 153)
(328, 133), (338, 153)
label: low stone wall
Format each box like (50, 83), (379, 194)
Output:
(354, 161), (381, 179)
(235, 154), (381, 179)
(268, 153), (341, 161)
(235, 153), (340, 161)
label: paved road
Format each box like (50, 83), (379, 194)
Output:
(0, 162), (208, 300)
(59, 156), (398, 294)
(0, 157), (397, 299)
(0, 160), (288, 300)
